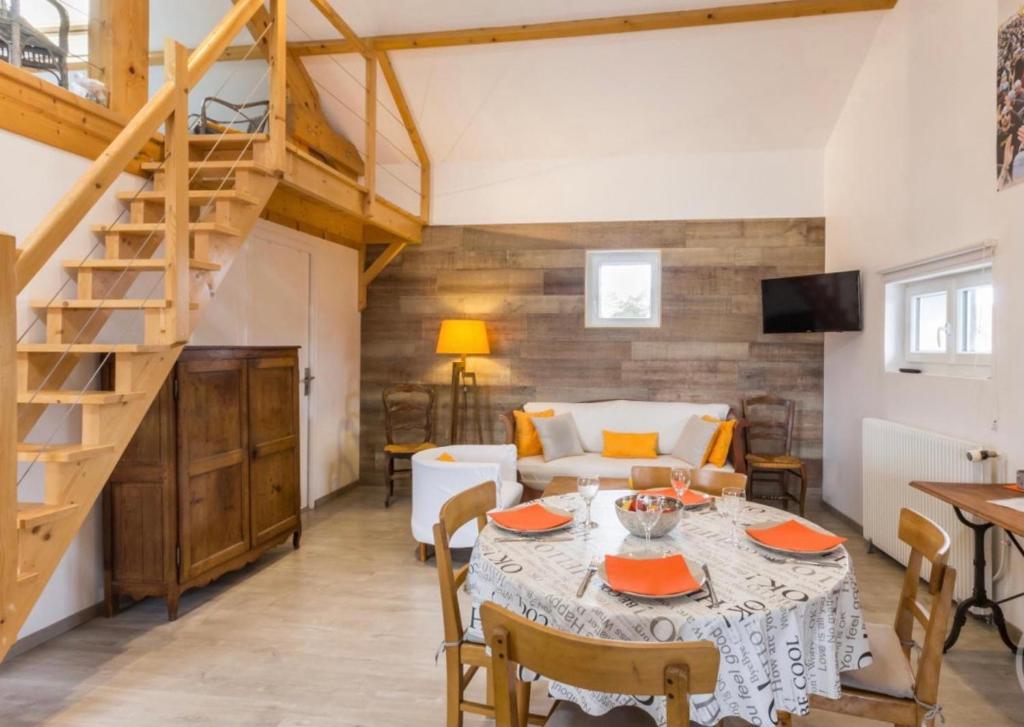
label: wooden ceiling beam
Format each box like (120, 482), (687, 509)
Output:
(308, 0), (371, 58)
(377, 51), (430, 223)
(288, 0), (898, 56)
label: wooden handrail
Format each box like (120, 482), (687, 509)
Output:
(13, 0), (265, 293)
(0, 232), (16, 656)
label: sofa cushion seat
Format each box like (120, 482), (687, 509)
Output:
(518, 452), (735, 491)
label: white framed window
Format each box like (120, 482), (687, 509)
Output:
(585, 250), (662, 328)
(886, 260), (993, 378)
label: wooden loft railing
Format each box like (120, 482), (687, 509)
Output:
(0, 0), (287, 661)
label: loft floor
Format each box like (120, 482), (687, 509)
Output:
(0, 487), (1019, 727)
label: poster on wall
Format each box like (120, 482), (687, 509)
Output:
(999, 4), (1024, 189)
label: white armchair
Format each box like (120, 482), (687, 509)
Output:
(411, 444), (524, 558)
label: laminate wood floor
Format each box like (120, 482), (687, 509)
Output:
(0, 486), (1021, 727)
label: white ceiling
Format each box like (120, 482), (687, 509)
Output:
(153, 2), (885, 175)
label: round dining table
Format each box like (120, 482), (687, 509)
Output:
(467, 489), (871, 727)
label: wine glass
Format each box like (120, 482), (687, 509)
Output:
(720, 487), (746, 546)
(635, 494), (663, 554)
(670, 467), (692, 518)
(577, 475), (600, 530)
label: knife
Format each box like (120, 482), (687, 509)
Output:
(576, 560), (599, 597)
(701, 563), (721, 608)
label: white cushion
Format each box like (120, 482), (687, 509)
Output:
(525, 400), (731, 455)
(840, 622), (916, 700)
(533, 413), (585, 461)
(517, 452), (734, 491)
(411, 445), (524, 548)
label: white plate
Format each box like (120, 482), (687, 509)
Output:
(488, 504), (575, 534)
(596, 554), (707, 599)
(744, 520), (843, 557)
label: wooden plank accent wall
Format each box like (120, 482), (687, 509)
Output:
(360, 218), (826, 489)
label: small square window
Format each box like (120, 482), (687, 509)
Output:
(886, 262), (993, 378)
(585, 250), (661, 328)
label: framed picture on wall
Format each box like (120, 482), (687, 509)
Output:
(998, 5), (1024, 190)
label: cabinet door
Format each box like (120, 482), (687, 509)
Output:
(177, 356), (250, 581)
(107, 379), (175, 587)
(248, 354), (301, 546)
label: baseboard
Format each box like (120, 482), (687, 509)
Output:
(818, 498), (863, 535)
(313, 479), (360, 508)
(8, 602), (105, 660)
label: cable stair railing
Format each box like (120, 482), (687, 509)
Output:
(0, 0), (289, 662)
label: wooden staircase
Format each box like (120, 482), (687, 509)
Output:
(0, 0), (286, 661)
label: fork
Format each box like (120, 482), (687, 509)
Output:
(576, 558), (600, 597)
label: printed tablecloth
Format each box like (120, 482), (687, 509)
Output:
(467, 491), (871, 727)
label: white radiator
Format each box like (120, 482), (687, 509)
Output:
(862, 418), (1003, 602)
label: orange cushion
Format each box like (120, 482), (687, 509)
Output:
(702, 416), (736, 467)
(436, 452), (456, 462)
(513, 409), (555, 457)
(602, 431), (658, 459)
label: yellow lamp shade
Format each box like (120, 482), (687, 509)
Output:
(436, 319), (490, 355)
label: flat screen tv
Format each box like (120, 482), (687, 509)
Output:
(761, 271), (862, 334)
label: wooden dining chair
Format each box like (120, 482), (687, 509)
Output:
(691, 469), (748, 497)
(798, 508), (956, 727)
(482, 601), (719, 727)
(742, 395), (808, 515)
(630, 465), (672, 489)
(382, 383), (436, 507)
(434, 481), (533, 727)
(630, 466), (748, 498)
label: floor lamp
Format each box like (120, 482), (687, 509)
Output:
(435, 319), (489, 445)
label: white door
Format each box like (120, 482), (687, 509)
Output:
(246, 237), (312, 509)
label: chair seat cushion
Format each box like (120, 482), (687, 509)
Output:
(746, 454), (803, 469)
(840, 622), (916, 699)
(385, 441), (436, 454)
(545, 702), (656, 727)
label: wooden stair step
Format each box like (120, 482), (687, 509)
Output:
(17, 343), (170, 354)
(32, 298), (173, 310)
(140, 159), (274, 176)
(115, 189), (261, 206)
(17, 390), (146, 405)
(91, 222), (242, 237)
(17, 503), (81, 529)
(16, 442), (115, 463)
(187, 132), (267, 147)
(63, 257), (221, 272)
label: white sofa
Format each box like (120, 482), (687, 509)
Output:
(501, 400), (746, 492)
(411, 444), (524, 550)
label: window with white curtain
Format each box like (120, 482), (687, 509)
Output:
(885, 250), (994, 378)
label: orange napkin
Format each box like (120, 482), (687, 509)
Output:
(643, 488), (710, 507)
(1002, 484), (1024, 494)
(604, 554), (699, 596)
(489, 503), (572, 532)
(746, 520), (846, 553)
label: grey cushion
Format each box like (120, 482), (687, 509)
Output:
(533, 414), (585, 462)
(840, 622), (916, 699)
(545, 702), (656, 727)
(670, 416), (719, 467)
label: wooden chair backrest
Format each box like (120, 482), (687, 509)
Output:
(894, 507), (955, 708)
(383, 383), (435, 446)
(482, 602), (719, 727)
(692, 469), (748, 496)
(742, 395), (795, 457)
(433, 481), (495, 645)
(630, 466), (748, 497)
(630, 466), (671, 489)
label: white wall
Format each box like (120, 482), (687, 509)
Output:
(426, 147), (825, 225)
(0, 130), (361, 641)
(823, 0), (1024, 625)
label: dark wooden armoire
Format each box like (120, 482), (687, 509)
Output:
(103, 346), (302, 620)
